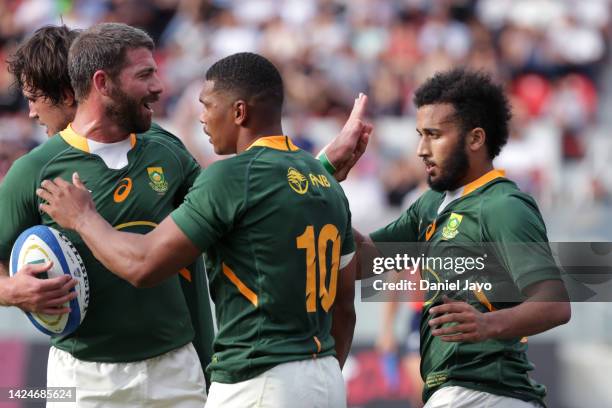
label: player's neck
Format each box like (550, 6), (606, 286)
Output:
(71, 101), (132, 143)
(236, 124), (284, 154)
(457, 161), (494, 187)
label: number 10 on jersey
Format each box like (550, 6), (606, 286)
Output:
(296, 224), (341, 313)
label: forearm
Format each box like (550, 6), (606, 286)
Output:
(37, 175), (195, 287)
(430, 280), (570, 343)
(485, 300), (570, 339)
(0, 261), (12, 306)
(487, 280), (570, 339)
(76, 213), (152, 286)
(331, 304), (356, 369)
(353, 228), (382, 280)
(333, 259), (358, 368)
(76, 213), (200, 288)
(0, 280), (10, 307)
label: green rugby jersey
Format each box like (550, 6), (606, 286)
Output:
(172, 135), (355, 384)
(370, 170), (561, 406)
(0, 123), (214, 365)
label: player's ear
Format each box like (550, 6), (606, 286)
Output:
(233, 99), (248, 126)
(61, 89), (76, 107)
(92, 70), (111, 97)
(467, 127), (486, 152)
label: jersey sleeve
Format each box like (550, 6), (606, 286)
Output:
(0, 157), (40, 259)
(171, 160), (245, 252)
(482, 193), (562, 293)
(369, 201), (420, 243)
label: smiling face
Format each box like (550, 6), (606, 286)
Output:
(104, 47), (163, 134)
(198, 80), (239, 155)
(23, 88), (75, 136)
(416, 103), (470, 192)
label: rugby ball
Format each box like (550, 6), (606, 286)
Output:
(9, 226), (89, 336)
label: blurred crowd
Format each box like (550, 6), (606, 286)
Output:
(1, 0), (611, 214)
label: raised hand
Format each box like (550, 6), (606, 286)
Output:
(322, 93), (373, 181)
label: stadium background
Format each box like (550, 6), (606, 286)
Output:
(1, 0), (611, 407)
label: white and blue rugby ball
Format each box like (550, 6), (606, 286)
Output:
(9, 226), (89, 336)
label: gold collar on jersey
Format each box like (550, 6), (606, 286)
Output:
(461, 169), (506, 197)
(59, 123), (137, 153)
(246, 135), (299, 152)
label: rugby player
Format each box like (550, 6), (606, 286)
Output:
(38, 52), (370, 408)
(0, 23), (215, 407)
(358, 69), (570, 408)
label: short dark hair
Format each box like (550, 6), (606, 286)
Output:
(69, 23), (155, 101)
(205, 52), (284, 116)
(7, 25), (79, 104)
(413, 68), (512, 159)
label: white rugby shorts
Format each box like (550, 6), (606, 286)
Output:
(424, 385), (542, 408)
(46, 342), (206, 407)
(206, 355), (345, 408)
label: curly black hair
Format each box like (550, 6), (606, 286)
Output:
(205, 52), (284, 117)
(7, 25), (79, 105)
(413, 68), (512, 159)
